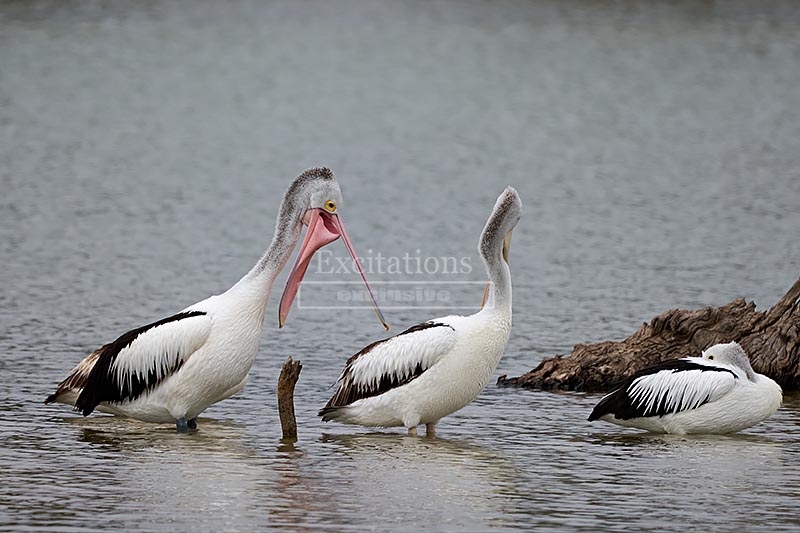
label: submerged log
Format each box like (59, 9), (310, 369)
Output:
(278, 356), (302, 439)
(497, 277), (800, 392)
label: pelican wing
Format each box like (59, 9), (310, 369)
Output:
(47, 310), (212, 416)
(320, 321), (457, 417)
(45, 350), (103, 404)
(588, 358), (740, 421)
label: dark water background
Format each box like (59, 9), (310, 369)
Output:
(1, 1), (799, 531)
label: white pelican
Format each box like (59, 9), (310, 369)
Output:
(319, 187), (522, 436)
(588, 341), (782, 434)
(45, 167), (387, 432)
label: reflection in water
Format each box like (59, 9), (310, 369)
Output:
(585, 430), (784, 448)
(559, 429), (792, 531)
(72, 416), (253, 452)
(50, 420), (532, 531)
(67, 417), (274, 530)
(2, 416), (316, 529)
(243, 431), (529, 531)
(314, 433), (526, 531)
(267, 440), (322, 533)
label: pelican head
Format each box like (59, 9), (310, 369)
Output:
(479, 186), (522, 264)
(479, 187), (522, 308)
(277, 167), (388, 330)
(702, 341), (756, 380)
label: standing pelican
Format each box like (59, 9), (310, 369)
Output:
(319, 187), (521, 436)
(588, 341), (782, 434)
(45, 168), (387, 432)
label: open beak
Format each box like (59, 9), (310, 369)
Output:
(481, 230), (513, 309)
(278, 208), (389, 331)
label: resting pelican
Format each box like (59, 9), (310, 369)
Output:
(588, 341), (782, 434)
(45, 167), (387, 432)
(320, 187), (522, 436)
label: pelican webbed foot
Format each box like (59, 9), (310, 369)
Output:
(176, 417), (190, 433)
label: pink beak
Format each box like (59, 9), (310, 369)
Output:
(278, 208), (389, 331)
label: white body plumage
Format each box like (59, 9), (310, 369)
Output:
(325, 310), (511, 429)
(88, 287), (266, 423)
(47, 250), (277, 424)
(588, 342), (782, 434)
(321, 187), (522, 434)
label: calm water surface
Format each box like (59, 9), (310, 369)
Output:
(2, 1), (800, 531)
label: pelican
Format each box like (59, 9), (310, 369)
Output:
(319, 187), (522, 436)
(588, 341), (782, 434)
(45, 167), (387, 432)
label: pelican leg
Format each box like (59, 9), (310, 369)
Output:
(176, 417), (190, 433)
(187, 418), (198, 430)
(407, 426), (418, 437)
(425, 423), (436, 437)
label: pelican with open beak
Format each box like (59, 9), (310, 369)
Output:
(45, 167), (387, 432)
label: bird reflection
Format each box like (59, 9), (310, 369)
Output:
(261, 431), (529, 530)
(72, 415), (257, 454)
(320, 430), (517, 464)
(66, 416), (280, 529)
(313, 432), (526, 530)
(583, 428), (784, 448)
(58, 418), (528, 530)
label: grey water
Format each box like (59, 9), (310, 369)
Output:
(2, 0), (800, 531)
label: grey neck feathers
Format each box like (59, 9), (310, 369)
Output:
(737, 352), (757, 382)
(244, 192), (304, 285)
(242, 167), (335, 284)
(721, 343), (757, 381)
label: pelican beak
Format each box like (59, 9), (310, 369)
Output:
(480, 280), (491, 309)
(502, 229), (513, 263)
(279, 208), (389, 331)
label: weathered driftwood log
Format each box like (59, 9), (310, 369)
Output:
(278, 356), (302, 439)
(497, 277), (800, 392)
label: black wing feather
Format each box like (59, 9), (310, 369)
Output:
(319, 322), (453, 420)
(588, 359), (738, 421)
(73, 311), (206, 416)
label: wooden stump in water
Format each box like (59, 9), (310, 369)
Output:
(497, 277), (800, 392)
(278, 356), (302, 439)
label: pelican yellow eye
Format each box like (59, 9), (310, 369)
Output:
(324, 200), (337, 213)
(708, 356), (714, 360)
